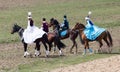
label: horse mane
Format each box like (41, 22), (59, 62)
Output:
(75, 22), (85, 44)
(79, 23), (86, 29)
(53, 19), (59, 25)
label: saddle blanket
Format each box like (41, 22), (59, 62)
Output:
(60, 30), (67, 37)
(84, 25), (105, 40)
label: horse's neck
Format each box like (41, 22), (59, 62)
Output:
(78, 30), (83, 36)
(18, 28), (24, 39)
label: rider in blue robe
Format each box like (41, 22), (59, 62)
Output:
(84, 16), (105, 40)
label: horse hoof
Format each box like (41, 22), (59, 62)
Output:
(45, 55), (49, 58)
(89, 52), (93, 55)
(59, 54), (64, 56)
(24, 56), (26, 58)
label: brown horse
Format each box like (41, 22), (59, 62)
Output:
(47, 32), (66, 55)
(73, 23), (113, 55)
(49, 18), (79, 53)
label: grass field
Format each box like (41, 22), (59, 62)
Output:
(0, 0), (120, 72)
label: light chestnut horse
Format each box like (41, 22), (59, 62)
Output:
(73, 23), (113, 54)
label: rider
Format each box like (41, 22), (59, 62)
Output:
(60, 15), (69, 31)
(84, 11), (94, 54)
(23, 12), (46, 44)
(42, 18), (49, 33)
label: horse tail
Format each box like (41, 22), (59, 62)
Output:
(106, 31), (113, 47)
(55, 36), (66, 48)
(78, 30), (84, 45)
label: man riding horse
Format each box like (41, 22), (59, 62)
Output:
(60, 15), (69, 31)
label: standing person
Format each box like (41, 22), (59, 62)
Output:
(61, 15), (69, 31)
(23, 12), (46, 44)
(42, 18), (49, 33)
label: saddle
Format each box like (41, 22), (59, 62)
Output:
(59, 29), (68, 37)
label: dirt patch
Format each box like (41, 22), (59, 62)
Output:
(51, 55), (120, 72)
(50, 27), (120, 72)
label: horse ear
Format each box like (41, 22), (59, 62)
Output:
(14, 23), (17, 26)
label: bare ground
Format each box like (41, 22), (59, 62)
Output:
(50, 27), (120, 72)
(51, 55), (120, 72)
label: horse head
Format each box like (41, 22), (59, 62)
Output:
(49, 18), (60, 30)
(73, 22), (85, 31)
(49, 18), (54, 27)
(11, 23), (22, 34)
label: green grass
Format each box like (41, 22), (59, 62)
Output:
(9, 54), (115, 72)
(0, 0), (120, 43)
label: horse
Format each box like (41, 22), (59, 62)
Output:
(49, 18), (79, 54)
(73, 23), (113, 55)
(46, 32), (66, 55)
(11, 24), (66, 57)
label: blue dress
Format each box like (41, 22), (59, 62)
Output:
(84, 20), (105, 40)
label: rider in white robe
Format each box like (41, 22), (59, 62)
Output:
(23, 12), (46, 44)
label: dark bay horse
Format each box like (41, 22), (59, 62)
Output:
(49, 18), (79, 53)
(11, 24), (66, 57)
(46, 32), (66, 55)
(73, 23), (113, 55)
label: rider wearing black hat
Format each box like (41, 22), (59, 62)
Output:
(61, 15), (69, 30)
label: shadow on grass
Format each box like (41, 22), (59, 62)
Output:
(26, 54), (66, 58)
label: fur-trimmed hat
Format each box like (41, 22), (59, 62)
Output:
(28, 12), (32, 19)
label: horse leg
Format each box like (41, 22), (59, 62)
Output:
(43, 34), (51, 55)
(57, 45), (63, 56)
(75, 41), (78, 54)
(23, 42), (29, 57)
(103, 37), (110, 47)
(42, 41), (49, 57)
(35, 42), (41, 56)
(87, 42), (93, 54)
(82, 41), (87, 55)
(70, 40), (75, 53)
(103, 38), (112, 53)
(70, 40), (77, 54)
(54, 39), (63, 56)
(98, 40), (103, 53)
(53, 42), (57, 53)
